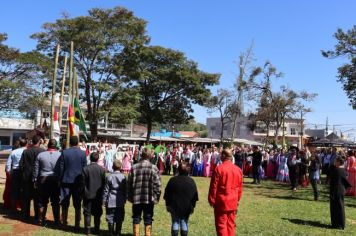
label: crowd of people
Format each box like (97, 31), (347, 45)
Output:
(2, 135), (356, 235)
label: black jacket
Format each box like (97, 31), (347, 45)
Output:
(164, 175), (198, 218)
(82, 163), (106, 200)
(19, 146), (45, 182)
(329, 166), (351, 198)
(251, 151), (262, 167)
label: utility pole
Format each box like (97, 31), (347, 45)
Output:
(300, 110), (304, 149)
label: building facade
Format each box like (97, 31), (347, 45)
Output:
(206, 116), (305, 147)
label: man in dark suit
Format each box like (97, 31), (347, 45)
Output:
(251, 146), (262, 184)
(19, 135), (45, 222)
(82, 152), (106, 235)
(58, 136), (87, 228)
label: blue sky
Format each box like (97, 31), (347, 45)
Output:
(1, 0), (356, 138)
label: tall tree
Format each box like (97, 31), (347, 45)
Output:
(207, 89), (235, 144)
(31, 7), (148, 141)
(120, 46), (220, 141)
(322, 26), (356, 108)
(0, 33), (49, 116)
(230, 43), (256, 142)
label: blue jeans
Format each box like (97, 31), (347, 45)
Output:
(171, 213), (188, 231)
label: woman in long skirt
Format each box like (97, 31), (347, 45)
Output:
(192, 149), (203, 176)
(122, 148), (133, 174)
(165, 151), (172, 175)
(276, 150), (289, 182)
(266, 151), (276, 179)
(203, 149), (212, 177)
(157, 150), (165, 175)
(104, 145), (115, 173)
(345, 150), (356, 196)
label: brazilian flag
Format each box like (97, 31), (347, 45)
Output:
(74, 97), (88, 140)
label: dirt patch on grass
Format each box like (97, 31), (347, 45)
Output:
(0, 214), (40, 236)
(347, 218), (356, 225)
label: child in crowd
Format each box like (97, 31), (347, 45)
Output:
(82, 152), (106, 235)
(103, 160), (127, 236)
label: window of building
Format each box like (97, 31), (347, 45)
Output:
(211, 126), (215, 131)
(62, 111), (67, 120)
(0, 136), (10, 146)
(290, 128), (296, 135)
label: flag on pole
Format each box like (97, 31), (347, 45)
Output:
(73, 97), (88, 140)
(53, 111), (61, 142)
(68, 105), (76, 136)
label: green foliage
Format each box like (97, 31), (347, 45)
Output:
(199, 130), (208, 138)
(120, 45), (220, 140)
(207, 89), (237, 143)
(177, 119), (207, 132)
(31, 7), (148, 140)
(322, 26), (356, 108)
(0, 33), (49, 114)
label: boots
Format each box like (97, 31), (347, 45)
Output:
(181, 230), (188, 236)
(144, 225), (152, 236)
(52, 205), (60, 225)
(171, 229), (179, 236)
(61, 207), (68, 225)
(92, 216), (100, 234)
(115, 222), (122, 236)
(75, 208), (81, 229)
(39, 206), (47, 226)
(84, 215), (91, 235)
(108, 223), (114, 236)
(133, 224), (140, 236)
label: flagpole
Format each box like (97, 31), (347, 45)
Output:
(66, 41), (74, 148)
(50, 44), (60, 139)
(58, 55), (68, 131)
(73, 67), (77, 102)
(73, 67), (80, 139)
(75, 68), (79, 100)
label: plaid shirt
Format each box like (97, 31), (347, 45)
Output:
(127, 159), (161, 205)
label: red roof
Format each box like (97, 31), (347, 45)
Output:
(179, 131), (199, 138)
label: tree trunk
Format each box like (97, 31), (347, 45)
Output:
(274, 125), (279, 145)
(84, 73), (94, 142)
(282, 117), (286, 148)
(265, 124), (270, 146)
(220, 118), (224, 146)
(146, 119), (152, 142)
(90, 120), (98, 142)
(230, 113), (238, 144)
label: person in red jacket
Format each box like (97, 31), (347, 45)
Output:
(208, 149), (243, 236)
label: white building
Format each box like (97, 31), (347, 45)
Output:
(206, 116), (305, 147)
(0, 116), (35, 149)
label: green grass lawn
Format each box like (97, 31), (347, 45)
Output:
(0, 175), (356, 235)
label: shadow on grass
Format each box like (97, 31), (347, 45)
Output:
(282, 218), (332, 229)
(345, 203), (356, 208)
(0, 202), (133, 235)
